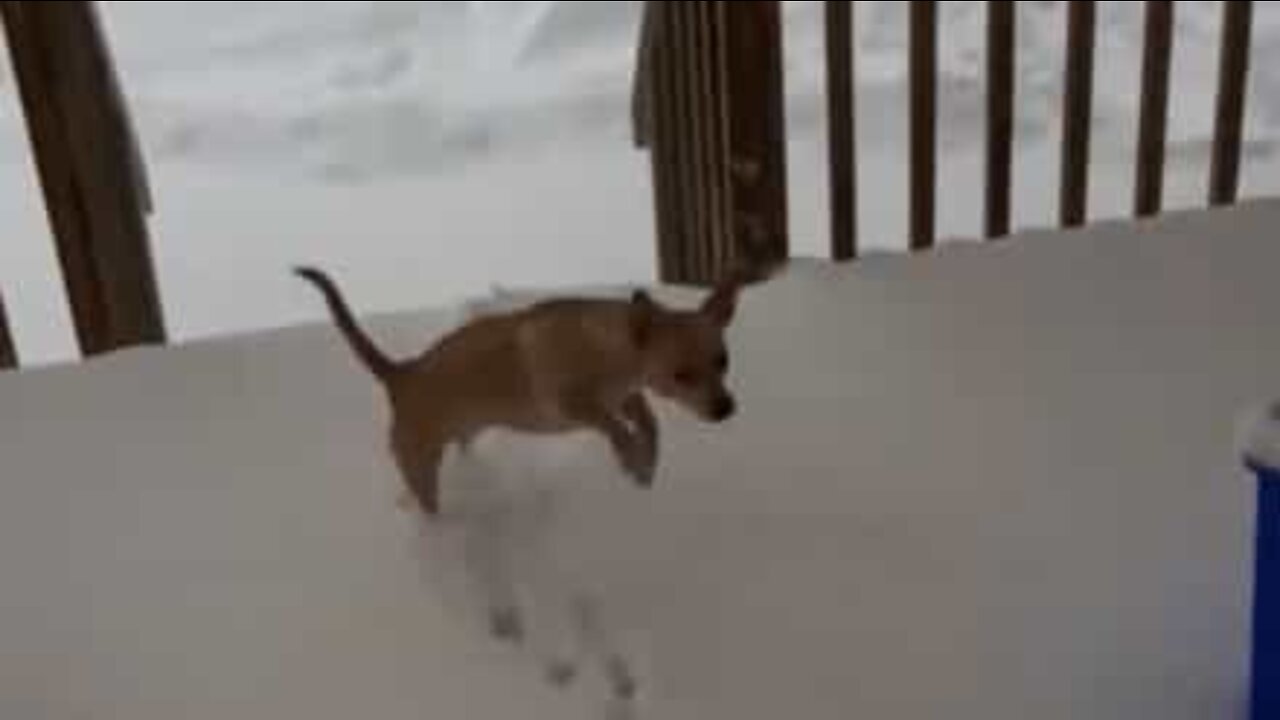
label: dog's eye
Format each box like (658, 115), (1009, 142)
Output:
(674, 369), (698, 386)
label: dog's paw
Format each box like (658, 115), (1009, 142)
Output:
(628, 457), (656, 489)
(395, 490), (416, 511)
(604, 696), (637, 720)
(396, 489), (441, 516)
(544, 659), (578, 689)
(619, 446), (656, 489)
(621, 463), (651, 489)
(489, 606), (524, 645)
(606, 655), (638, 701)
(635, 438), (658, 488)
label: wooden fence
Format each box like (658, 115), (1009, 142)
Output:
(0, 1), (1262, 367)
(633, 0), (1257, 280)
(633, 0), (789, 285)
(0, 0), (165, 370)
(0, 290), (14, 370)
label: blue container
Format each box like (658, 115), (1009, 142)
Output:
(1249, 459), (1280, 720)
(1245, 402), (1280, 720)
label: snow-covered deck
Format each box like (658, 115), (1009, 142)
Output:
(3, 201), (1279, 720)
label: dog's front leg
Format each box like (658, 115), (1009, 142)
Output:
(621, 394), (658, 487)
(565, 394), (652, 488)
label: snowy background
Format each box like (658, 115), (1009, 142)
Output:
(2, 6), (1279, 719)
(2, 0), (1280, 365)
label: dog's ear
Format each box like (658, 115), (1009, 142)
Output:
(630, 289), (656, 347)
(701, 280), (739, 328)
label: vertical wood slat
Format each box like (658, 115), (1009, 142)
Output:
(637, 1), (736, 286)
(650, 2), (680, 278)
(35, 1), (165, 342)
(1060, 0), (1096, 228)
(635, 1), (786, 284)
(703, 1), (731, 281)
(668, 3), (698, 283)
(825, 0), (856, 261)
(631, 1), (655, 149)
(1210, 0), (1253, 207)
(1, 1), (109, 354)
(985, 1), (1015, 239)
(70, 1), (162, 327)
(0, 290), (15, 370)
(723, 1), (789, 274)
(653, 1), (730, 286)
(1, 1), (166, 353)
(1135, 0), (1174, 218)
(687, 1), (717, 284)
(646, 2), (685, 282)
(686, 2), (708, 282)
(909, 1), (937, 252)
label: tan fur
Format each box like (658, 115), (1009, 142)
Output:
(295, 267), (746, 517)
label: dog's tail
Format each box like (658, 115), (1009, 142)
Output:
(294, 266), (399, 380)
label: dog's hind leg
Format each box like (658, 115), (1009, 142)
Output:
(397, 431), (480, 510)
(467, 501), (525, 646)
(392, 430), (445, 517)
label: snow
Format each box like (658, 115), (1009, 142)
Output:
(1241, 400), (1280, 472)
(1, 198), (1279, 719)
(2, 3), (1280, 717)
(4, 2), (1280, 366)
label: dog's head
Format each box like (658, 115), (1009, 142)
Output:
(630, 281), (740, 423)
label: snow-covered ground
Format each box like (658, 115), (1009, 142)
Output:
(3, 199), (1279, 720)
(2, 1), (1279, 366)
(4, 6), (1280, 718)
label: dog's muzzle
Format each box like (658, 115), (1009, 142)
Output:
(710, 394), (736, 422)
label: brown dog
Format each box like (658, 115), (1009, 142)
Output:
(295, 267), (744, 517)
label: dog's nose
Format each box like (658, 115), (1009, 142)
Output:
(711, 394), (736, 422)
